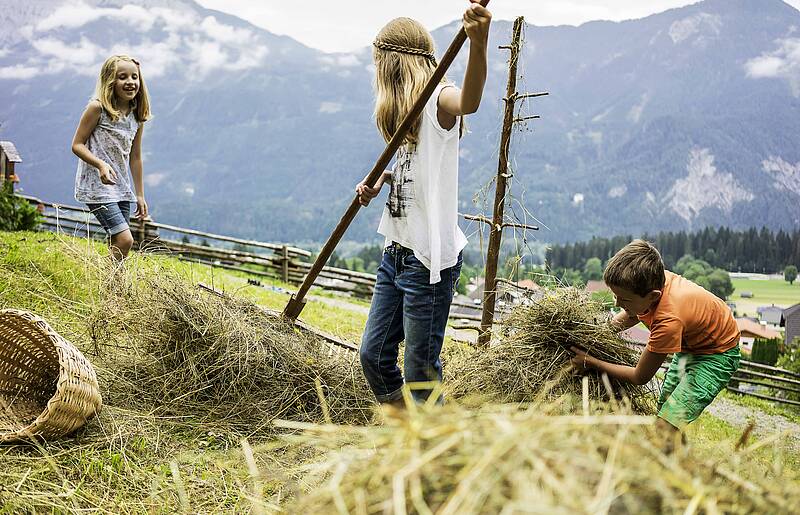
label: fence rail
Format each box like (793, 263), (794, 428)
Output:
(20, 194), (375, 297)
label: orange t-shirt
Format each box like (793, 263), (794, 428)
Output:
(637, 271), (740, 355)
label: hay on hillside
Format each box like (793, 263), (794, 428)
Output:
(96, 271), (375, 435)
(279, 402), (800, 515)
(447, 287), (656, 414)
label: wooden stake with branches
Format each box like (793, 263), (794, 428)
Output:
(474, 17), (548, 346)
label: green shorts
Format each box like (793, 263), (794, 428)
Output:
(657, 346), (740, 429)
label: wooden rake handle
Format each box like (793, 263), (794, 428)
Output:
(284, 0), (491, 320)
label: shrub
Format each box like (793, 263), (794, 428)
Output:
(0, 182), (41, 231)
(751, 337), (780, 366)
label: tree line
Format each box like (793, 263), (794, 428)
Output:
(547, 227), (800, 274)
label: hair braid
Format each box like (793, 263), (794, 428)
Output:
(373, 40), (437, 65)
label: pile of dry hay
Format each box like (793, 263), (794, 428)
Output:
(278, 402), (800, 514)
(95, 269), (375, 435)
(447, 287), (656, 414)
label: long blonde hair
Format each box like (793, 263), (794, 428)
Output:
(94, 55), (151, 123)
(373, 18), (442, 145)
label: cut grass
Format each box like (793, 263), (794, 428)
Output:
(1, 230), (799, 512)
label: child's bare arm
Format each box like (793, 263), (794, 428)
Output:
(130, 125), (148, 218)
(438, 1), (491, 123)
(71, 101), (117, 184)
(571, 346), (667, 386)
(610, 309), (640, 332)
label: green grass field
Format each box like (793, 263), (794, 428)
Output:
(1, 230), (799, 512)
(730, 277), (800, 317)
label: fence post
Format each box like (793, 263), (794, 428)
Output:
(281, 245), (289, 284)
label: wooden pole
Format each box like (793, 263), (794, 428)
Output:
(281, 244), (289, 284)
(283, 0), (491, 320)
(478, 16), (524, 346)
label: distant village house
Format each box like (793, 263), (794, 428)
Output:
(757, 304), (784, 325)
(0, 140), (22, 189)
(782, 303), (800, 347)
(736, 318), (782, 353)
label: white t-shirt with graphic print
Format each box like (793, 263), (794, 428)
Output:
(377, 83), (468, 284)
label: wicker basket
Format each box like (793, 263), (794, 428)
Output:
(0, 309), (102, 442)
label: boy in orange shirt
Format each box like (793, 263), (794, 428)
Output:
(570, 240), (741, 433)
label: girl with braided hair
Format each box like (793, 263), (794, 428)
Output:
(356, 1), (492, 406)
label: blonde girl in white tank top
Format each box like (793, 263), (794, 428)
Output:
(356, 1), (492, 405)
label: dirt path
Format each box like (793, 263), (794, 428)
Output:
(309, 294), (370, 315)
(705, 397), (800, 451)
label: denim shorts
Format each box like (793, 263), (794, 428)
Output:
(86, 201), (132, 236)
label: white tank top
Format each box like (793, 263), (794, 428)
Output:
(377, 83), (468, 284)
(75, 105), (139, 203)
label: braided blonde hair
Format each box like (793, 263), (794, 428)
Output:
(373, 17), (444, 145)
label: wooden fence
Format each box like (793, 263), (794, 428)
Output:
(20, 194), (377, 298)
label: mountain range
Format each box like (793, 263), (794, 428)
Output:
(1, 0), (799, 247)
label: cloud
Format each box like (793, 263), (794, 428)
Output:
(745, 38), (800, 96)
(108, 34), (184, 78)
(319, 102), (343, 114)
(317, 54), (360, 67)
(36, 2), (154, 32)
(200, 16), (256, 45)
(5, 3), (270, 81)
(0, 65), (42, 80)
(186, 39), (229, 72)
(32, 36), (102, 67)
(150, 8), (198, 32)
(336, 54), (360, 67)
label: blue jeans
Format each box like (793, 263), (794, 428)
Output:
(86, 201), (132, 236)
(359, 244), (462, 403)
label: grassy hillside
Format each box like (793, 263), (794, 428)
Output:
(731, 277), (800, 317)
(0, 231), (798, 513)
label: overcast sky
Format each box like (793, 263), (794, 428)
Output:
(195, 0), (800, 53)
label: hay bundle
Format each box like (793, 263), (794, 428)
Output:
(447, 288), (656, 414)
(100, 273), (374, 434)
(280, 403), (800, 514)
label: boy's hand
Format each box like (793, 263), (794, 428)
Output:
(464, 1), (491, 43)
(98, 162), (117, 185)
(570, 346), (592, 372)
